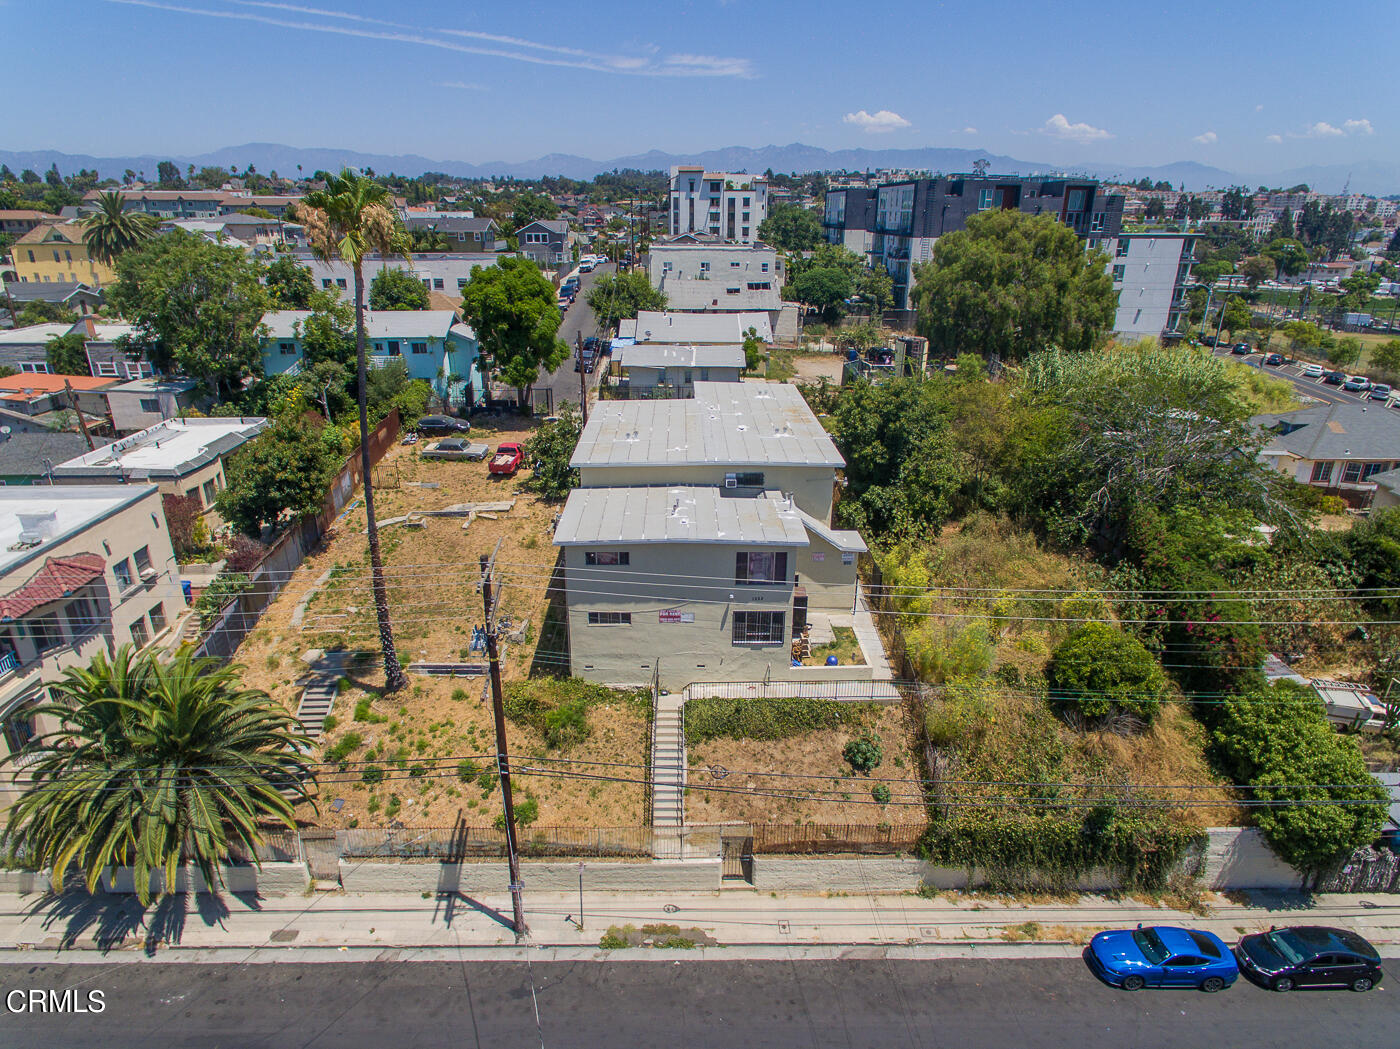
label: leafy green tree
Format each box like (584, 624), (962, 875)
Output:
(293, 289), (356, 369)
(80, 190), (157, 269)
(786, 266), (852, 323)
(1262, 238), (1309, 280)
(459, 255), (569, 408)
(1326, 336), (1363, 370)
(742, 327), (765, 371)
(1238, 255), (1274, 290)
(911, 211), (1116, 362)
(155, 160), (185, 189)
(3, 646), (312, 905)
(368, 267), (430, 311)
(216, 411), (346, 537)
(1213, 686), (1388, 881)
(1369, 338), (1400, 375)
(585, 271), (665, 330)
(853, 266), (894, 315)
(15, 301), (77, 326)
(1047, 623), (1167, 723)
(1185, 286), (1210, 326)
(1143, 198), (1168, 222)
(1220, 296), (1253, 340)
(265, 255), (317, 308)
(297, 169), (413, 693)
(521, 402), (582, 498)
(108, 231), (269, 396)
(509, 191), (559, 232)
(44, 331), (90, 375)
(756, 203), (821, 251)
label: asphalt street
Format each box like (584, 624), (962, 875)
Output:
(2, 958), (1395, 1049)
(1212, 345), (1378, 407)
(536, 261), (615, 410)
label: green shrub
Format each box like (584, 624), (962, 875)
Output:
(321, 715), (338, 734)
(354, 698), (386, 724)
(871, 784), (892, 805)
(843, 732), (883, 774)
(361, 764), (384, 785)
(323, 731), (363, 765)
(494, 794), (539, 829)
(503, 678), (647, 750)
(683, 697), (874, 746)
(598, 929), (630, 949)
(384, 795), (401, 819)
(1047, 622), (1167, 723)
(457, 759), (480, 783)
(409, 763), (428, 778)
(450, 687), (469, 702)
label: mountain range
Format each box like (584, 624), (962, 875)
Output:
(2, 142), (1395, 196)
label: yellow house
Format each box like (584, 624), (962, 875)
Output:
(11, 222), (118, 287)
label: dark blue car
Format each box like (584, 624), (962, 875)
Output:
(1087, 926), (1238, 992)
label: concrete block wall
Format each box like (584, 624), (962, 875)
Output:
(100, 862), (309, 896)
(340, 859), (722, 894)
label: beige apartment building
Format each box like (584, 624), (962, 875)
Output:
(50, 416), (267, 510)
(557, 382), (869, 690)
(0, 485), (181, 808)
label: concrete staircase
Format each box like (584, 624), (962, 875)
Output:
(650, 697), (686, 829)
(296, 677), (339, 738)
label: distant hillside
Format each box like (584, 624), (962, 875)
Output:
(2, 142), (1393, 195)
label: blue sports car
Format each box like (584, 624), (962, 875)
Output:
(1086, 925), (1239, 992)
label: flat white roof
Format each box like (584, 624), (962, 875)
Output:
(0, 484), (159, 574)
(624, 311), (773, 344)
(51, 417), (267, 479)
(570, 381), (843, 470)
(261, 309), (466, 341)
(617, 344), (746, 370)
(0, 323), (71, 346)
(554, 487), (808, 547)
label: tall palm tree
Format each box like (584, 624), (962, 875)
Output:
(80, 190), (157, 268)
(4, 647), (312, 905)
(295, 170), (409, 692)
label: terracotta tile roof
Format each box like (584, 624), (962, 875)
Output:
(0, 373), (119, 400)
(0, 553), (106, 620)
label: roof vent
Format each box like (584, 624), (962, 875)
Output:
(17, 510), (58, 544)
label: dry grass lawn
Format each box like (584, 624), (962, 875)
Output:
(229, 416), (649, 831)
(684, 704), (919, 825)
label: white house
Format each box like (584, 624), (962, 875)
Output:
(1104, 232), (1195, 339)
(611, 343), (745, 394)
(668, 167), (770, 245)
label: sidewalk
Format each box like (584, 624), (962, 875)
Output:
(3, 885), (1400, 959)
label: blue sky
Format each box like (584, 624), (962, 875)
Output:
(7, 0), (1397, 172)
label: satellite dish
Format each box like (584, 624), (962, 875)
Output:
(0, 426), (10, 435)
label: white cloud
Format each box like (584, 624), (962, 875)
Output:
(441, 80), (487, 91)
(959, 126), (978, 135)
(1266, 134), (1283, 144)
(1343, 118), (1374, 135)
(1255, 104), (1265, 111)
(1306, 121), (1345, 137)
(1192, 131), (1218, 145)
(100, 0), (754, 78)
(1279, 119), (1374, 140)
(843, 109), (912, 134)
(1041, 113), (1112, 144)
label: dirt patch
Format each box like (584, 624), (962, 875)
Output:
(225, 417), (650, 830)
(788, 352), (845, 384)
(684, 704), (917, 824)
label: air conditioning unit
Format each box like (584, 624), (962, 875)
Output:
(139, 567), (158, 583)
(17, 510), (58, 544)
(724, 474), (737, 488)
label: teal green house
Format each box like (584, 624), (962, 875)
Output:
(260, 309), (487, 409)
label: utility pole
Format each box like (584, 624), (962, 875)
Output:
(64, 379), (96, 451)
(480, 553), (527, 940)
(576, 330), (588, 426)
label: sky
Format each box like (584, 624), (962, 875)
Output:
(6, 0), (1398, 175)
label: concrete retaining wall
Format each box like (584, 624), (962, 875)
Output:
(340, 859), (722, 894)
(100, 862), (310, 896)
(0, 869), (47, 894)
(1198, 827), (1303, 891)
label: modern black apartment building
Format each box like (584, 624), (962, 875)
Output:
(823, 176), (1125, 308)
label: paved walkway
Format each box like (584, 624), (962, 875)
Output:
(2, 887), (1399, 958)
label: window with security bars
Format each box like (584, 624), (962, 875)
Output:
(585, 551), (629, 566)
(587, 611), (631, 625)
(732, 611), (784, 646)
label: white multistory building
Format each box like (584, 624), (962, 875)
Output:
(668, 167), (770, 244)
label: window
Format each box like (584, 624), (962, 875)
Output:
(411, 341), (429, 355)
(53, 250), (61, 262)
(761, 262), (769, 272)
(26, 250), (34, 263)
(149, 603), (166, 633)
(741, 228), (749, 239)
(433, 278), (444, 290)
(202, 479), (216, 504)
(133, 545), (153, 579)
(747, 282), (771, 291)
(336, 278), (347, 289)
(421, 278), (432, 290)
(1067, 188), (1087, 211)
(112, 558), (133, 590)
(1188, 931), (1223, 958)
(65, 250), (72, 263)
(735, 551), (788, 584)
(387, 341), (401, 356)
(95, 361), (119, 377)
(584, 551), (629, 566)
(1362, 462), (1389, 479)
(66, 598), (98, 634)
(1112, 265), (1126, 283)
(700, 261), (710, 272)
(977, 188), (994, 210)
(1090, 212), (1105, 232)
(29, 613), (63, 654)
(129, 618), (149, 650)
(1342, 462), (1363, 483)
(20, 362), (50, 374)
(587, 611), (631, 625)
(730, 261), (741, 268)
(278, 341), (297, 356)
(140, 397), (160, 413)
(662, 261), (672, 272)
(732, 611), (785, 646)
(457, 278), (467, 289)
(322, 278), (333, 288)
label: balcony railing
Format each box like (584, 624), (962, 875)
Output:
(0, 651), (17, 676)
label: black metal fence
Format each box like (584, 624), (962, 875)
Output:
(751, 823), (927, 855)
(339, 825), (654, 861)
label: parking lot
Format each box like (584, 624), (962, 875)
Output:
(1211, 344), (1385, 408)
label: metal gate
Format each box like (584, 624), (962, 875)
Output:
(720, 833), (753, 882)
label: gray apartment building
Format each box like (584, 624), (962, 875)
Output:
(823, 175), (1125, 308)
